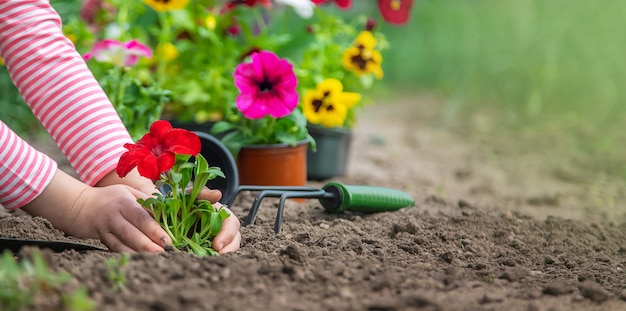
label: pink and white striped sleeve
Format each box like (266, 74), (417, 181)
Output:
(0, 1), (133, 209)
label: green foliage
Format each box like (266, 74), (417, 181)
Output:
(98, 67), (173, 141)
(139, 153), (229, 256)
(212, 106), (313, 157)
(105, 254), (130, 292)
(0, 249), (94, 311)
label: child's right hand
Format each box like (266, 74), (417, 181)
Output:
(23, 169), (171, 252)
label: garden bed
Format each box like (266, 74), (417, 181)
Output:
(3, 95), (626, 310)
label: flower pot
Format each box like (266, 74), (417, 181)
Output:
(193, 132), (240, 205)
(306, 125), (353, 181)
(237, 140), (308, 186)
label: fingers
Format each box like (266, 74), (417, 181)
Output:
(187, 186), (222, 203)
(121, 204), (172, 251)
(219, 231), (242, 254)
(212, 206), (241, 254)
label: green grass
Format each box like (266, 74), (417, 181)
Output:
(378, 0), (626, 178)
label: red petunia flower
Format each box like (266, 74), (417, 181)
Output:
(222, 0), (271, 13)
(311, 0), (351, 10)
(116, 120), (201, 181)
(377, 0), (413, 25)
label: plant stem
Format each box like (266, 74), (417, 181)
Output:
(116, 67), (127, 108)
(156, 12), (172, 85)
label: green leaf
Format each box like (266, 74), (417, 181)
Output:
(210, 121), (238, 134)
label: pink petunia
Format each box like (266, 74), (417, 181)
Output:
(233, 50), (299, 119)
(84, 39), (153, 67)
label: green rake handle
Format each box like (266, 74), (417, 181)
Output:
(320, 182), (415, 213)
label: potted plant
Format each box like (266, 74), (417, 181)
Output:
(211, 50), (313, 186)
(296, 4), (394, 180)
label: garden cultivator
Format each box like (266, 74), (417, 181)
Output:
(223, 182), (415, 234)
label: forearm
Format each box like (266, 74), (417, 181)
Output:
(0, 0), (133, 186)
(21, 169), (90, 238)
(0, 122), (57, 210)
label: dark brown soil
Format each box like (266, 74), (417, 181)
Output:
(3, 95), (626, 311)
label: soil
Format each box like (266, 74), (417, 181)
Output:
(3, 94), (626, 311)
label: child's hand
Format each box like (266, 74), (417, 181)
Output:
(69, 184), (172, 252)
(23, 169), (170, 252)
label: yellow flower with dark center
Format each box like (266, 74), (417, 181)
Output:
(143, 0), (189, 12)
(342, 31), (383, 79)
(303, 78), (361, 128)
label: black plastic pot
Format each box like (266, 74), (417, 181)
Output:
(194, 131), (239, 204)
(306, 125), (353, 181)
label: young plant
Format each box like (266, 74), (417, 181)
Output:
(116, 120), (230, 256)
(0, 249), (94, 311)
(105, 254), (130, 292)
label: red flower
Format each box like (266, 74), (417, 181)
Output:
(116, 120), (201, 181)
(377, 0), (413, 25)
(311, 0), (351, 10)
(222, 0), (271, 12)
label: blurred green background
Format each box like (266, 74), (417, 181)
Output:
(2, 0), (625, 179)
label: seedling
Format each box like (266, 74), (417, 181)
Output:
(106, 254), (130, 292)
(0, 249), (93, 311)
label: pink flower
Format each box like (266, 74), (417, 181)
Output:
(233, 50), (298, 119)
(84, 39), (153, 67)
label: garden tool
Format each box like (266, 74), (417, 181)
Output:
(223, 182), (415, 234)
(0, 237), (107, 253)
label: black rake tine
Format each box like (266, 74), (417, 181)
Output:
(224, 185), (320, 207)
(244, 190), (317, 226)
(274, 190), (327, 234)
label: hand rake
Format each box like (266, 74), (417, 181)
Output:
(223, 182), (415, 234)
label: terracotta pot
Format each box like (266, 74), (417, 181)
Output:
(306, 125), (352, 180)
(237, 140), (308, 186)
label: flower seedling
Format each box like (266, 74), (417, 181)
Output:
(117, 120), (230, 256)
(105, 254), (130, 292)
(0, 249), (94, 311)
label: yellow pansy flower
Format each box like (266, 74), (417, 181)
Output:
(143, 0), (189, 12)
(303, 78), (361, 128)
(342, 31), (384, 79)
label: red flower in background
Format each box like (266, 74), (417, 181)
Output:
(223, 0), (271, 12)
(116, 120), (201, 181)
(377, 0), (413, 25)
(311, 0), (351, 10)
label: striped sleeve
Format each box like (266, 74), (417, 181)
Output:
(0, 122), (57, 209)
(0, 1), (133, 202)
